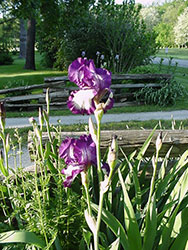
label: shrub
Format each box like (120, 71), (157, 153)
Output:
(0, 49), (14, 65)
(129, 64), (158, 74)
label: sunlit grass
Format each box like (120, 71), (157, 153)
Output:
(0, 52), (66, 88)
(156, 48), (188, 60)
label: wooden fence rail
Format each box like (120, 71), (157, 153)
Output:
(28, 129), (188, 158)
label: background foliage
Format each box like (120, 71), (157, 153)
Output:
(140, 0), (188, 48)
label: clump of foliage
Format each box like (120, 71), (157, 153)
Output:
(129, 64), (158, 74)
(135, 79), (187, 106)
(5, 80), (29, 97)
(0, 48), (13, 65)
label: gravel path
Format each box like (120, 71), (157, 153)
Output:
(5, 110), (188, 129)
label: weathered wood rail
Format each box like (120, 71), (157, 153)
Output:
(28, 129), (188, 158)
(1, 74), (172, 111)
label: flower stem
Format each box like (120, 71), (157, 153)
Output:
(84, 180), (92, 216)
(96, 117), (102, 183)
(94, 190), (105, 250)
(94, 111), (104, 250)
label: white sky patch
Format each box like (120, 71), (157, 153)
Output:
(115, 0), (168, 6)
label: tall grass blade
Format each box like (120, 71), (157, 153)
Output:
(142, 195), (157, 250)
(165, 168), (188, 214)
(0, 158), (8, 177)
(124, 155), (141, 211)
(172, 207), (188, 238)
(118, 169), (142, 250)
(158, 146), (173, 180)
(91, 203), (129, 250)
(170, 228), (188, 250)
(0, 230), (46, 248)
(159, 168), (188, 250)
(136, 125), (157, 161)
(108, 236), (120, 250)
(173, 149), (188, 175)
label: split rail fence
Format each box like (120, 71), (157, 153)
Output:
(0, 74), (172, 111)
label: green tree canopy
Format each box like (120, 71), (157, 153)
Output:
(174, 7), (188, 46)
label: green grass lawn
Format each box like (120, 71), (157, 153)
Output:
(0, 52), (66, 89)
(156, 48), (188, 60)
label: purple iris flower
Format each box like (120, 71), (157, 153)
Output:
(59, 134), (110, 187)
(67, 57), (114, 115)
(60, 134), (96, 187)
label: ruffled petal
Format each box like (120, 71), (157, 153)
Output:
(59, 137), (77, 165)
(94, 67), (111, 90)
(60, 134), (97, 187)
(61, 165), (84, 187)
(68, 57), (111, 92)
(75, 135), (97, 166)
(67, 89), (97, 115)
(68, 57), (95, 88)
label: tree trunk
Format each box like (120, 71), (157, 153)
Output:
(24, 18), (36, 70)
(19, 19), (27, 59)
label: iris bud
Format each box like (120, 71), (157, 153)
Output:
(81, 51), (86, 57)
(84, 210), (96, 234)
(156, 131), (163, 153)
(0, 102), (6, 131)
(46, 88), (50, 115)
(115, 54), (119, 60)
(39, 107), (44, 130)
(89, 117), (97, 144)
(94, 103), (104, 123)
(107, 135), (118, 170)
(100, 54), (104, 60)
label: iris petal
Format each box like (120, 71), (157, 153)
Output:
(61, 165), (84, 187)
(67, 89), (96, 115)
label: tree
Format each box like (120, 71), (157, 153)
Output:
(0, 0), (41, 69)
(152, 0), (188, 47)
(154, 22), (175, 47)
(24, 18), (36, 69)
(140, 6), (160, 31)
(36, 0), (60, 68)
(174, 7), (188, 47)
(19, 19), (27, 59)
(0, 4), (19, 52)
